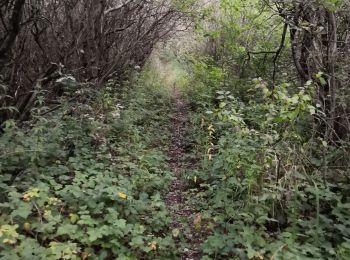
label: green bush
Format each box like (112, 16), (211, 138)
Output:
(0, 78), (177, 259)
(184, 66), (350, 259)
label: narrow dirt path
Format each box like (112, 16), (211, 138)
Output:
(165, 87), (202, 260)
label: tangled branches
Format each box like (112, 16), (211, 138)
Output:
(0, 0), (192, 121)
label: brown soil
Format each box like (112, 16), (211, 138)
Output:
(165, 88), (203, 260)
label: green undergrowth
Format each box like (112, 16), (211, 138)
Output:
(0, 73), (178, 259)
(182, 58), (350, 259)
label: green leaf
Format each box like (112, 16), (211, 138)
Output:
(57, 224), (78, 236)
(11, 203), (33, 219)
(114, 219), (127, 229)
(87, 229), (103, 242)
(319, 77), (327, 86)
(69, 213), (79, 224)
(219, 102), (227, 108)
(247, 245), (256, 259)
(129, 236), (144, 247)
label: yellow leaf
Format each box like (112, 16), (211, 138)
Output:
(23, 223), (31, 232)
(44, 210), (52, 220)
(22, 188), (40, 202)
(69, 213), (79, 224)
(117, 192), (127, 200)
(3, 238), (16, 245)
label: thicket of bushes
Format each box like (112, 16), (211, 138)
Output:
(1, 0), (350, 259)
(0, 0), (194, 122)
(0, 72), (181, 259)
(179, 0), (350, 258)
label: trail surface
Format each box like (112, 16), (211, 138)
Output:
(165, 88), (202, 260)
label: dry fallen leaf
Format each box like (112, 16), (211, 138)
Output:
(172, 228), (180, 238)
(193, 214), (202, 230)
(148, 241), (157, 251)
(22, 193), (30, 202)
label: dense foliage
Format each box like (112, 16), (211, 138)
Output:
(180, 0), (350, 258)
(184, 69), (350, 259)
(0, 74), (179, 259)
(1, 0), (350, 259)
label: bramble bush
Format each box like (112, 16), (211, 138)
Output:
(183, 58), (350, 259)
(0, 74), (177, 259)
(177, 0), (350, 257)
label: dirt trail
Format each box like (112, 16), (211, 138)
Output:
(165, 88), (202, 260)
